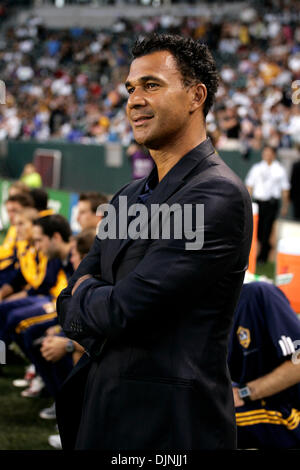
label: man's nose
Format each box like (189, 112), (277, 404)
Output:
(127, 88), (147, 109)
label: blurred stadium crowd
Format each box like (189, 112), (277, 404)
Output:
(0, 0), (300, 151)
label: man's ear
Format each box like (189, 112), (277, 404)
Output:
(190, 83), (207, 113)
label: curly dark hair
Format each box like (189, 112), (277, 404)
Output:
(131, 33), (219, 117)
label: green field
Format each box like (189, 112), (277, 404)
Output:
(256, 261), (275, 281)
(0, 359), (57, 450)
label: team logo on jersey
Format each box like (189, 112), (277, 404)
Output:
(237, 326), (251, 349)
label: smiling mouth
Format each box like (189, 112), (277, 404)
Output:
(132, 116), (154, 126)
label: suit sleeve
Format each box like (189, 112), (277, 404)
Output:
(57, 181), (132, 298)
(60, 179), (252, 352)
(56, 234), (102, 318)
(56, 182), (133, 347)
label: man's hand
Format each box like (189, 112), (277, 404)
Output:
(0, 283), (14, 301)
(4, 291), (28, 301)
(45, 325), (62, 336)
(232, 386), (245, 407)
(41, 336), (69, 362)
(71, 274), (93, 296)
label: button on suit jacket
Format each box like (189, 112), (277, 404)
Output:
(56, 138), (253, 450)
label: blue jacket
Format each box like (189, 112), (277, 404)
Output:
(56, 138), (253, 450)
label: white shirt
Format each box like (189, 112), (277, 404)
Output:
(245, 160), (290, 201)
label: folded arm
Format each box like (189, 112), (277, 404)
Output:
(58, 180), (251, 354)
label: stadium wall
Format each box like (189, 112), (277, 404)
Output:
(0, 140), (261, 195)
(2, 140), (132, 195)
(17, 3), (247, 29)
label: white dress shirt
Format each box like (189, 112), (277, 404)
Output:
(245, 160), (290, 201)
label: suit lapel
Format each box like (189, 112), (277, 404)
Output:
(101, 178), (145, 282)
(109, 138), (216, 276)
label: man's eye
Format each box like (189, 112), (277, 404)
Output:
(146, 83), (158, 89)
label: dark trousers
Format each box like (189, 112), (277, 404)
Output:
(20, 322), (73, 398)
(255, 199), (280, 263)
(292, 203), (300, 221)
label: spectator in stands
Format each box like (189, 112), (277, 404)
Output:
(0, 207), (48, 366)
(245, 145), (290, 264)
(8, 181), (31, 197)
(20, 228), (96, 449)
(49, 100), (69, 137)
(69, 228), (96, 274)
(30, 188), (48, 212)
(0, 215), (70, 302)
(4, 193), (34, 230)
(229, 281), (300, 449)
(37, 230), (96, 379)
(77, 192), (108, 231)
(0, 215), (73, 369)
(30, 188), (54, 217)
(0, 193), (34, 286)
(2, 215), (74, 398)
(20, 163), (42, 189)
(218, 104), (241, 140)
(14, 207), (39, 244)
(32, 215), (74, 282)
(1, 4), (300, 151)
(14, 230), (95, 427)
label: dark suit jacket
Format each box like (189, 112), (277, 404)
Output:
(56, 138), (253, 450)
